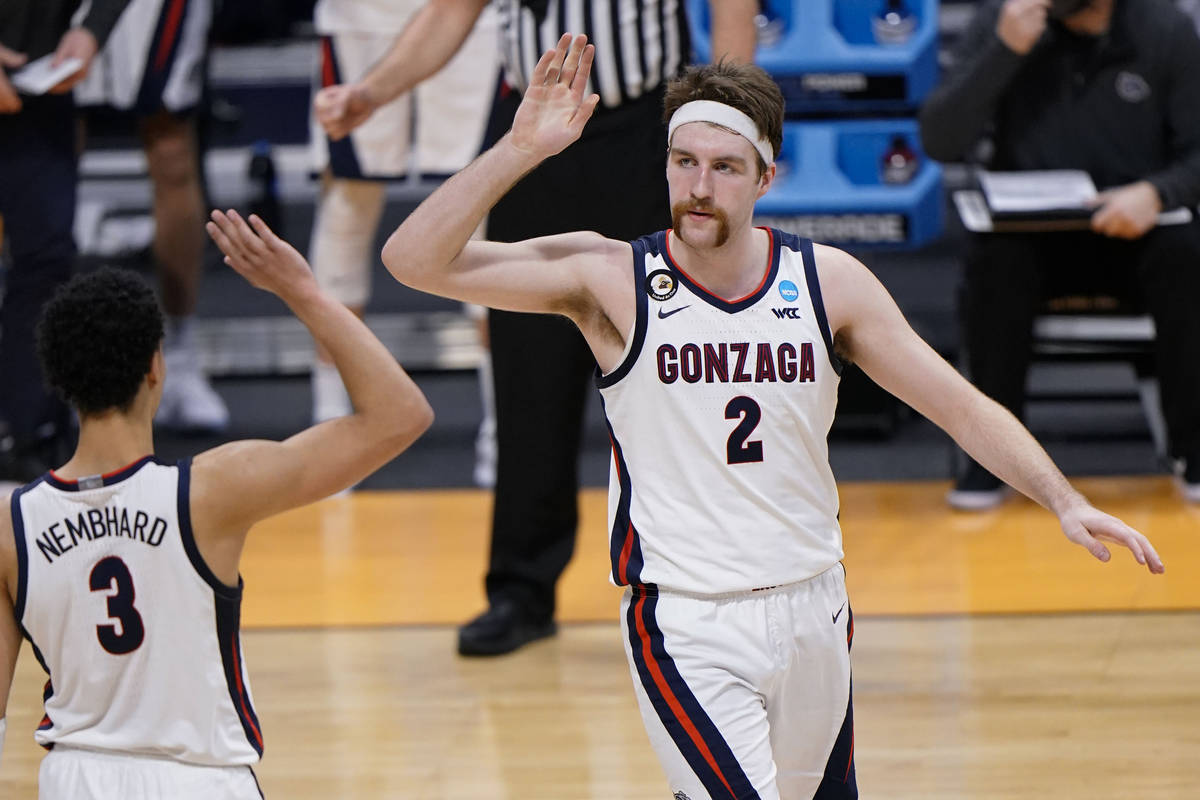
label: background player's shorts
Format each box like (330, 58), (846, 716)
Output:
(309, 11), (498, 180)
(74, 0), (212, 114)
(39, 746), (263, 800)
(621, 564), (857, 800)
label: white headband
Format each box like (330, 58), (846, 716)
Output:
(667, 100), (775, 167)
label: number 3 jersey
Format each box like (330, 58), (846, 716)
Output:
(598, 229), (845, 595)
(8, 457), (263, 764)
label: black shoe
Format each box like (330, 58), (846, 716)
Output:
(457, 602), (556, 657)
(947, 461), (1008, 511)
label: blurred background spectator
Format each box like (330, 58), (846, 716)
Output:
(0, 0), (132, 484)
(919, 0), (1200, 509)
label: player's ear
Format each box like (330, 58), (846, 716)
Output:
(148, 346), (166, 390)
(756, 161), (776, 199)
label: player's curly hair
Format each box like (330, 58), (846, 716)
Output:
(36, 267), (165, 416)
(663, 60), (785, 177)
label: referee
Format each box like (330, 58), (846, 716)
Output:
(315, 0), (757, 655)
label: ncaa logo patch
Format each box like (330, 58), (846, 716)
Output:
(646, 269), (678, 302)
(1116, 71), (1151, 103)
(778, 280), (799, 303)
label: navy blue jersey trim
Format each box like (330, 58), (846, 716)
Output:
(250, 765), (266, 798)
(215, 588), (264, 757)
(601, 399), (645, 586)
(176, 458), (242, 600)
(596, 239), (650, 389)
(797, 235), (844, 376)
(663, 228), (780, 314)
(9, 478), (40, 621)
(626, 593), (760, 800)
(42, 456), (155, 492)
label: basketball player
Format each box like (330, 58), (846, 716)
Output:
(74, 0), (228, 432)
(0, 211), (433, 798)
(307, 0), (498, 425)
(381, 35), (1165, 799)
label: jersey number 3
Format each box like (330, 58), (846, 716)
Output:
(725, 396), (764, 465)
(89, 556), (145, 655)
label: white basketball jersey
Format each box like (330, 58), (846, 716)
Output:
(597, 229), (845, 595)
(9, 457), (263, 765)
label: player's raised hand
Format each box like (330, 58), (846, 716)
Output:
(206, 209), (318, 299)
(1057, 501), (1165, 574)
(314, 82), (376, 141)
(508, 33), (599, 160)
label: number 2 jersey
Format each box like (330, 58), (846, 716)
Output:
(8, 456), (263, 764)
(598, 229), (845, 595)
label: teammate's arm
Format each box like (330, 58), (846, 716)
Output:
(314, 0), (489, 140)
(381, 35), (630, 352)
(816, 245), (1165, 574)
(193, 212), (433, 578)
(0, 493), (22, 756)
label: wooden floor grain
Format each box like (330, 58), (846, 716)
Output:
(3, 478), (1196, 798)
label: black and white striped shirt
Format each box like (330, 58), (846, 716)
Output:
(496, 0), (691, 110)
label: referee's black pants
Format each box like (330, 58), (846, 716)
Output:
(481, 86), (671, 622)
(0, 94), (76, 454)
(962, 225), (1200, 465)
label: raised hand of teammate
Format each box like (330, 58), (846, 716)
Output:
(1057, 500), (1165, 573)
(314, 82), (376, 142)
(508, 33), (599, 161)
(206, 209), (317, 299)
(47, 27), (98, 94)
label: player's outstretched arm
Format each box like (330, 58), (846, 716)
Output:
(817, 245), (1164, 574)
(314, 0), (488, 140)
(382, 33), (607, 315)
(195, 212), (433, 549)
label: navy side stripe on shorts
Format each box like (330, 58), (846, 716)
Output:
(626, 590), (761, 800)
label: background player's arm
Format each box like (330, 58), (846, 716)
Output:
(709, 0), (760, 64)
(0, 494), (21, 747)
(192, 212), (433, 580)
(314, 0), (489, 140)
(817, 245), (1164, 573)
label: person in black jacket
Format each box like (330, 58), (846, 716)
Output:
(0, 0), (132, 483)
(919, 0), (1200, 509)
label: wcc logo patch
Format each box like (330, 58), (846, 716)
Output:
(674, 793), (692, 800)
(772, 307), (802, 319)
(646, 269), (678, 301)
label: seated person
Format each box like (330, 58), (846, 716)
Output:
(919, 0), (1200, 508)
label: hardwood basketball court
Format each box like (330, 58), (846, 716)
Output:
(3, 477), (1197, 798)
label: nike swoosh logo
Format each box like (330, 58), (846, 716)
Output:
(832, 602), (846, 624)
(657, 305), (690, 319)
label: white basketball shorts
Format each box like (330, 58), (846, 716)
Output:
(39, 746), (264, 800)
(621, 564), (857, 800)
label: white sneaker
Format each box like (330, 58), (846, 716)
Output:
(312, 360), (352, 424)
(157, 338), (229, 433)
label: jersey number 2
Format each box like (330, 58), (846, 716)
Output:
(89, 556), (145, 655)
(725, 396), (764, 464)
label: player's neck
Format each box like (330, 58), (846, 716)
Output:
(56, 409), (155, 480)
(670, 225), (768, 301)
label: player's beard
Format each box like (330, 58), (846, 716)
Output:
(672, 200), (730, 248)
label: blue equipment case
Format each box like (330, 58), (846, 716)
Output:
(753, 120), (942, 248)
(688, 0), (939, 115)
